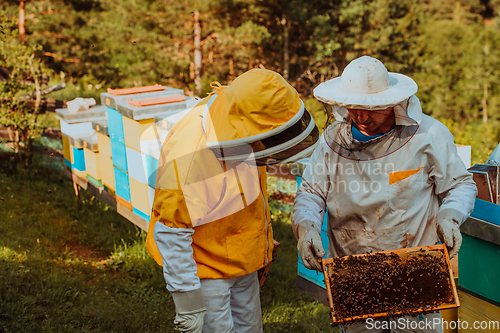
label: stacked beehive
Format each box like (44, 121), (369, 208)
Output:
(57, 106), (107, 180)
(102, 85), (193, 222)
(59, 85), (195, 224)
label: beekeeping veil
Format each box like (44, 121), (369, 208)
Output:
(204, 69), (319, 165)
(314, 56), (422, 161)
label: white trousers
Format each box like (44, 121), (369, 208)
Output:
(200, 271), (262, 333)
(341, 312), (444, 333)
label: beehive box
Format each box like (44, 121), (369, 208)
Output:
(82, 134), (101, 187)
(100, 85), (183, 111)
(57, 106), (106, 177)
(92, 119), (115, 193)
(295, 171), (329, 291)
(102, 86), (192, 210)
(101, 86), (177, 173)
(60, 121), (95, 178)
(459, 199), (500, 304)
(56, 105), (107, 124)
(320, 244), (459, 326)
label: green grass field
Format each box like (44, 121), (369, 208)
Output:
(0, 161), (337, 332)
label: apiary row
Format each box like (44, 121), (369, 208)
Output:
(57, 85), (196, 226)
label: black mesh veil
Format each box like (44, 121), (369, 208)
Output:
(321, 102), (420, 161)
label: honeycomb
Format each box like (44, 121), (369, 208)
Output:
(325, 247), (454, 325)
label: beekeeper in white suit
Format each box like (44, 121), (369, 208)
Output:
(292, 56), (477, 333)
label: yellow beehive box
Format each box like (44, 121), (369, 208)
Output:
(122, 117), (158, 152)
(98, 153), (115, 192)
(458, 290), (500, 332)
(69, 143), (75, 165)
(148, 186), (155, 213)
(129, 176), (150, 218)
(83, 147), (98, 182)
(72, 167), (87, 179)
(97, 132), (111, 159)
(82, 134), (100, 186)
(62, 135), (71, 166)
(99, 155), (115, 192)
(95, 132), (115, 192)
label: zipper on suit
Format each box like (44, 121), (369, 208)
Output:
(258, 167), (270, 266)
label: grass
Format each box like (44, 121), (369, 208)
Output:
(0, 160), (337, 332)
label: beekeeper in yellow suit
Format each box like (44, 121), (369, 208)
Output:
(146, 69), (319, 333)
(292, 56), (477, 333)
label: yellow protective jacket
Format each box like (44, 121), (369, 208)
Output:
(146, 96), (274, 280)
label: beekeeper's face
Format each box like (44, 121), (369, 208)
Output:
(347, 107), (395, 136)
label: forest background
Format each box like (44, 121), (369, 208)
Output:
(2, 0), (500, 163)
(0, 1), (499, 331)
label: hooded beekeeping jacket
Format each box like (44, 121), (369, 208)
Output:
(292, 96), (477, 257)
(145, 95), (274, 285)
(146, 69), (313, 291)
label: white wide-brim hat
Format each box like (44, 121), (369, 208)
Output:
(314, 56), (418, 110)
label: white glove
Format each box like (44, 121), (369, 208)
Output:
(296, 220), (325, 271)
(436, 208), (463, 259)
(171, 289), (206, 333)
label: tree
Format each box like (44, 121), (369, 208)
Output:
(459, 28), (500, 123)
(0, 12), (51, 164)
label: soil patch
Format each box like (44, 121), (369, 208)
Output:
(269, 191), (295, 204)
(64, 241), (108, 262)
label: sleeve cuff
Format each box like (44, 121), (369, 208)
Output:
(171, 288), (205, 314)
(437, 208), (464, 225)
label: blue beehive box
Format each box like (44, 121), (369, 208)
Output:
(72, 146), (86, 172)
(57, 105), (106, 178)
(296, 171), (329, 288)
(459, 198), (500, 304)
(133, 207), (150, 222)
(107, 107), (128, 172)
(114, 166), (131, 203)
(102, 86), (190, 186)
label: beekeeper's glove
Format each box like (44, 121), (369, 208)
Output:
(436, 208), (463, 259)
(296, 220), (325, 271)
(171, 288), (206, 333)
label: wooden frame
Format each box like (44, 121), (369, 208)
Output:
(469, 164), (499, 204)
(320, 244), (460, 325)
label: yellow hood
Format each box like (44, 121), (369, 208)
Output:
(205, 69), (302, 146)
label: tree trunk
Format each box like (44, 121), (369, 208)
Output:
(229, 56), (234, 77)
(483, 82), (488, 123)
(282, 14), (289, 80)
(29, 54), (41, 115)
(19, 0), (26, 42)
(194, 10), (202, 96)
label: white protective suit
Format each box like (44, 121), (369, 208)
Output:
(293, 97), (477, 257)
(292, 96), (477, 333)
